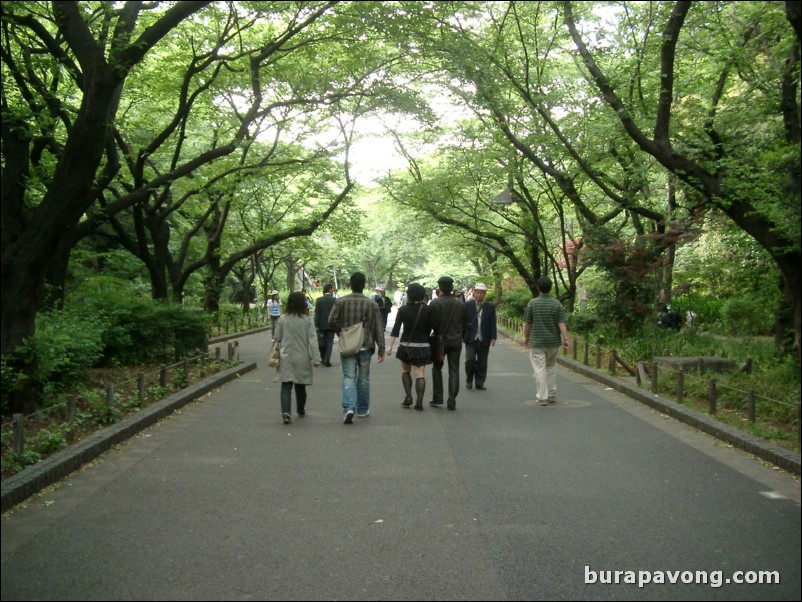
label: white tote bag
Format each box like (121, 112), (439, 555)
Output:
(338, 321), (364, 356)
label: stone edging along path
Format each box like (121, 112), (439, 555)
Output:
(3, 327), (799, 512)
(1, 361), (256, 513)
(499, 329), (801, 477)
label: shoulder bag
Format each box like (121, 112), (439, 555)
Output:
(338, 320), (365, 357)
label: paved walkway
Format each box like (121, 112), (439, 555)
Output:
(2, 318), (800, 600)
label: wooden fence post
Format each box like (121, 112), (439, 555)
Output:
(583, 341), (589, 366)
(160, 365), (168, 388)
(609, 349), (616, 375)
(66, 394), (76, 424)
(708, 379), (717, 414)
(747, 389), (755, 423)
(138, 372), (145, 401)
(106, 382), (114, 408)
(13, 414), (24, 456)
(651, 363), (658, 394)
(183, 359), (190, 387)
(66, 395), (76, 442)
(595, 345), (601, 369)
(572, 338), (578, 360)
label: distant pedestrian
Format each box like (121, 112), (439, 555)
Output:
(463, 283), (497, 391)
(328, 272), (385, 423)
(387, 283), (435, 410)
(267, 291), (282, 337)
(274, 292), (322, 424)
(523, 277), (569, 406)
(314, 283), (337, 366)
(373, 285), (393, 331)
(658, 305), (682, 331)
(429, 276), (467, 410)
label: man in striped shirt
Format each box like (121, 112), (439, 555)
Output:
(523, 277), (570, 406)
(328, 272), (385, 423)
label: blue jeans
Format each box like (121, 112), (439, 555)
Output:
(341, 349), (373, 414)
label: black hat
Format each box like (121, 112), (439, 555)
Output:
(437, 276), (453, 289)
(407, 283), (426, 302)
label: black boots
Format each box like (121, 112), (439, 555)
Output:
(402, 374), (426, 410)
(414, 378), (425, 411)
(402, 373), (413, 408)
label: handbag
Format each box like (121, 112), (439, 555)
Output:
(267, 343), (280, 368)
(338, 321), (364, 357)
(430, 334), (445, 363)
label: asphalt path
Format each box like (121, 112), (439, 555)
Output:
(2, 309), (800, 601)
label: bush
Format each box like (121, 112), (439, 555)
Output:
(71, 298), (208, 364)
(720, 297), (773, 336)
(33, 309), (108, 391)
(3, 297), (210, 404)
(568, 312), (600, 335)
(498, 287), (534, 318)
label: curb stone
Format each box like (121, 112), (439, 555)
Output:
(1, 361), (257, 513)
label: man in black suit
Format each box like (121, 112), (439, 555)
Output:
(464, 283), (497, 390)
(314, 283), (337, 366)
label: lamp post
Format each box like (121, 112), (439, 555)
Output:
(491, 187), (521, 205)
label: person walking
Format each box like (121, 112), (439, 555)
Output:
(386, 283), (435, 411)
(273, 291), (322, 424)
(429, 276), (467, 411)
(267, 291), (282, 337)
(328, 272), (385, 423)
(373, 285), (393, 331)
(314, 283), (337, 366)
(463, 283), (497, 391)
(523, 277), (570, 406)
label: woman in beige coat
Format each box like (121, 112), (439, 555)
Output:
(274, 292), (321, 424)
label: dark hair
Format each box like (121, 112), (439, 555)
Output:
(437, 276), (454, 293)
(537, 277), (552, 294)
(407, 283), (426, 302)
(350, 272), (367, 293)
(286, 291), (308, 316)
(323, 283), (334, 293)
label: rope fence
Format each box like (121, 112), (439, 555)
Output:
(2, 342), (241, 467)
(497, 316), (800, 450)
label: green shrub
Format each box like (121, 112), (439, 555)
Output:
(498, 287), (533, 318)
(71, 297), (208, 364)
(33, 309), (108, 390)
(567, 312), (600, 335)
(720, 297), (773, 336)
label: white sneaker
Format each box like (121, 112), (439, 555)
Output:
(344, 410), (355, 424)
(357, 410), (370, 418)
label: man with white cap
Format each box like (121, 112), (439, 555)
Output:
(463, 283), (497, 390)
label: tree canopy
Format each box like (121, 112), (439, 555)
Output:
(2, 1), (799, 412)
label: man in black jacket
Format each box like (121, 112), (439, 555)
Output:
(464, 283), (497, 390)
(314, 283), (337, 366)
(429, 276), (468, 410)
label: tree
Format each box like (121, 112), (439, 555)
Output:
(562, 1), (800, 357)
(1, 1), (345, 411)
